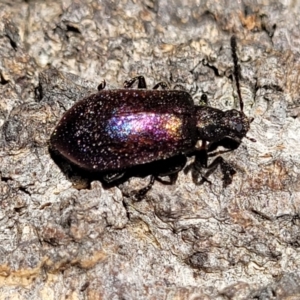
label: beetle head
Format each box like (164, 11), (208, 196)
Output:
(222, 109), (251, 141)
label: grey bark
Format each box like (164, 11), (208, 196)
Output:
(0, 0), (300, 299)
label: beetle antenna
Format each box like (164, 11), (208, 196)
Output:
(231, 35), (244, 112)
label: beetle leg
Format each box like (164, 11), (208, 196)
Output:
(187, 149), (209, 185)
(199, 93), (208, 105)
(197, 141), (208, 168)
(156, 154), (187, 184)
(152, 82), (169, 90)
(186, 139), (236, 186)
(191, 153), (236, 187)
(134, 175), (155, 201)
(97, 80), (106, 91)
(184, 140), (207, 176)
(123, 76), (147, 89)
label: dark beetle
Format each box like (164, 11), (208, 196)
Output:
(50, 36), (253, 197)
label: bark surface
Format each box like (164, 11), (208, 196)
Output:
(0, 1), (300, 299)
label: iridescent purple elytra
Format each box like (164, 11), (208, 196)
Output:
(50, 89), (198, 171)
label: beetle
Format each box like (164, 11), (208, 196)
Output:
(50, 36), (254, 198)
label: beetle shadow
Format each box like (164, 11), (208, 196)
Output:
(49, 137), (241, 192)
(49, 146), (186, 191)
(49, 148), (101, 189)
